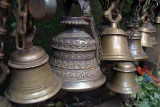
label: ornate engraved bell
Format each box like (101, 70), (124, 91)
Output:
(50, 17), (106, 92)
(0, 96), (12, 107)
(126, 23), (148, 61)
(107, 62), (140, 94)
(5, 28), (62, 104)
(146, 20), (157, 45)
(101, 3), (135, 61)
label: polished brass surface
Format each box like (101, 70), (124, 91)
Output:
(51, 17), (106, 92)
(138, 26), (153, 47)
(0, 96), (12, 107)
(107, 62), (140, 94)
(101, 3), (135, 61)
(146, 21), (157, 45)
(155, 15), (160, 23)
(29, 0), (57, 20)
(126, 23), (148, 61)
(5, 46), (62, 104)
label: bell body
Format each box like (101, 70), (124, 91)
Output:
(107, 62), (140, 94)
(146, 21), (157, 45)
(101, 23), (135, 61)
(126, 23), (148, 60)
(155, 16), (160, 45)
(50, 17), (106, 92)
(0, 96), (12, 107)
(139, 26), (153, 47)
(5, 46), (62, 104)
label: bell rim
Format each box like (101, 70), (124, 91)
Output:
(51, 66), (106, 92)
(61, 74), (106, 92)
(138, 27), (151, 33)
(4, 75), (62, 104)
(141, 43), (153, 47)
(100, 55), (136, 62)
(106, 82), (141, 94)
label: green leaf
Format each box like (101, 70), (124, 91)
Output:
(11, 22), (16, 28)
(154, 92), (160, 99)
(136, 100), (150, 107)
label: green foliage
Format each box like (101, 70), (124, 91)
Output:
(131, 76), (160, 107)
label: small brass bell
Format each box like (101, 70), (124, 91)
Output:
(107, 62), (140, 94)
(146, 20), (157, 45)
(0, 96), (12, 107)
(126, 23), (148, 61)
(5, 27), (62, 104)
(155, 15), (160, 45)
(101, 3), (135, 61)
(139, 14), (153, 47)
(51, 17), (106, 92)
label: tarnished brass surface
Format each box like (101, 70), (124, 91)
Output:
(29, 0), (57, 20)
(107, 62), (140, 94)
(0, 96), (12, 107)
(100, 3), (135, 61)
(126, 23), (148, 61)
(138, 26), (153, 47)
(51, 17), (106, 92)
(5, 46), (62, 104)
(146, 21), (157, 45)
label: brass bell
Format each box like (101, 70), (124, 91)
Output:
(146, 20), (157, 45)
(101, 3), (135, 61)
(107, 62), (140, 94)
(0, 96), (12, 107)
(155, 15), (160, 45)
(50, 17), (106, 92)
(5, 28), (62, 104)
(126, 23), (148, 61)
(139, 14), (153, 47)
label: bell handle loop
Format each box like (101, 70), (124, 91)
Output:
(141, 12), (149, 24)
(15, 34), (25, 50)
(104, 2), (122, 25)
(25, 26), (36, 49)
(0, 62), (9, 84)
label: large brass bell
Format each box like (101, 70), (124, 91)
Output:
(138, 14), (153, 47)
(107, 62), (140, 94)
(0, 63), (12, 107)
(146, 20), (157, 45)
(5, 27), (62, 104)
(126, 23), (148, 61)
(50, 17), (106, 92)
(101, 3), (135, 61)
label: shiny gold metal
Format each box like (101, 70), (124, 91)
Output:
(101, 3), (135, 61)
(50, 17), (106, 92)
(146, 21), (157, 45)
(107, 62), (140, 94)
(126, 23), (148, 61)
(5, 28), (62, 104)
(155, 15), (160, 24)
(0, 96), (12, 107)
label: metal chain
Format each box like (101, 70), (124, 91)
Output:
(130, 0), (143, 40)
(15, 0), (28, 50)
